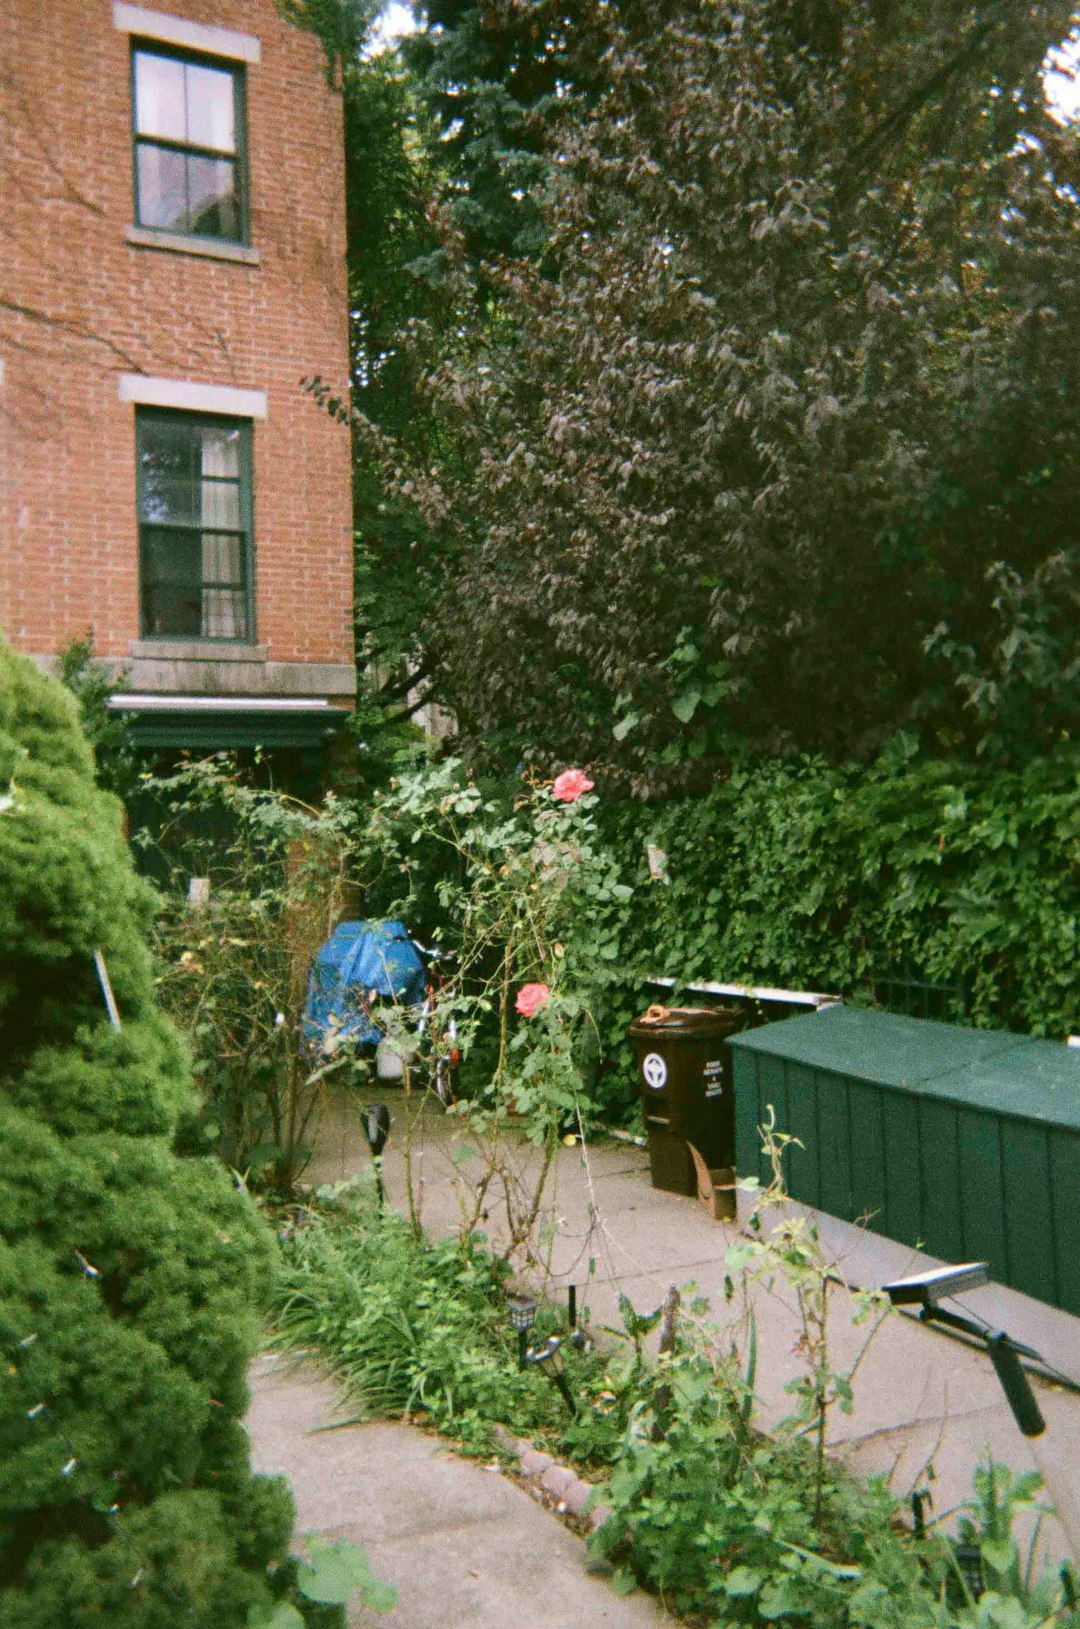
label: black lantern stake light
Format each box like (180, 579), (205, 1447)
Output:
(525, 1336), (577, 1416)
(507, 1294), (538, 1370)
(507, 1287), (586, 1413)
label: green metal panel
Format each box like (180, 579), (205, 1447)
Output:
(880, 1091), (922, 1247)
(1050, 1132), (1080, 1314)
(942, 1041), (1080, 1132)
(1000, 1121), (1056, 1307)
(731, 1004), (1015, 1089)
(956, 1110), (1009, 1286)
(918, 1099), (963, 1263)
(734, 1052), (763, 1181)
(730, 1005), (1080, 1314)
(785, 1061), (820, 1207)
(848, 1082), (887, 1230)
(731, 1005), (1080, 1130)
(817, 1073), (852, 1221)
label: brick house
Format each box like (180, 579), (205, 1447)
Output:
(0, 0), (355, 763)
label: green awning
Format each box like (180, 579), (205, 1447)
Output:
(110, 697), (351, 751)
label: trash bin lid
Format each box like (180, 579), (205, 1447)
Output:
(629, 1005), (739, 1035)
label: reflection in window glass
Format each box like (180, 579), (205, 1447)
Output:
(134, 52), (186, 141)
(185, 62), (235, 151)
(132, 48), (245, 243)
(136, 145), (188, 233)
(187, 155), (239, 239)
(137, 411), (252, 641)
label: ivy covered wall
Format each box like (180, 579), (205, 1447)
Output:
(581, 738), (1080, 1114)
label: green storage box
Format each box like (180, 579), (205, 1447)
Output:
(729, 1005), (1080, 1315)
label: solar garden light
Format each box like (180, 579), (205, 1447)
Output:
(567, 1283), (590, 1353)
(881, 1262), (1080, 1562)
(507, 1294), (538, 1370)
(525, 1335), (577, 1416)
(362, 1104), (391, 1206)
(912, 1489), (986, 1600)
(881, 1261), (994, 1309)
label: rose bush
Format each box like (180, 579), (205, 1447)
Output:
(551, 769), (595, 804)
(353, 758), (633, 1261)
(515, 982), (551, 1018)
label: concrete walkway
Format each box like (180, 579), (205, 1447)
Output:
(244, 1086), (1080, 1625)
(247, 1354), (666, 1628)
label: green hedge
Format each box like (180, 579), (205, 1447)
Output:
(583, 737), (1080, 1114)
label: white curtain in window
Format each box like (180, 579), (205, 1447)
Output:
(199, 429), (244, 638)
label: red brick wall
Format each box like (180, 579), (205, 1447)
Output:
(0, 0), (354, 679)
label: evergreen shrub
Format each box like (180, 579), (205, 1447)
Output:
(0, 643), (330, 1627)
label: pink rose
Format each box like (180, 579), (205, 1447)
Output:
(515, 982), (551, 1018)
(552, 769), (595, 803)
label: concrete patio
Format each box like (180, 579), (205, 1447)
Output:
(246, 1084), (1080, 1626)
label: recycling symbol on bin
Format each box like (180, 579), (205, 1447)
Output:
(642, 1052), (668, 1091)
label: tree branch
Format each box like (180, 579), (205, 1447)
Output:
(0, 299), (145, 372)
(376, 663), (433, 705)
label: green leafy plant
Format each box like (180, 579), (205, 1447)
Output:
(587, 1129), (1080, 1627)
(251, 1534), (397, 1626)
(55, 630), (138, 799)
(350, 757), (635, 1262)
(586, 741), (1080, 1119)
(142, 757), (366, 1190)
(273, 1174), (605, 1455)
(586, 1126), (925, 1625)
(353, 737), (1080, 1133)
(943, 1463), (1078, 1627)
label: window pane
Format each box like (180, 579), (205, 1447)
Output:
(201, 481), (240, 530)
(139, 418), (197, 523)
(199, 426), (241, 479)
(143, 475), (202, 525)
(134, 52), (186, 140)
(138, 415), (251, 641)
(202, 533), (244, 583)
(187, 155), (239, 239)
(136, 142), (188, 232)
(141, 528), (204, 637)
(139, 416), (194, 479)
(202, 534), (247, 638)
(201, 588), (248, 639)
(186, 61), (236, 152)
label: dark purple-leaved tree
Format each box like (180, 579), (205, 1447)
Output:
(367, 0), (1080, 788)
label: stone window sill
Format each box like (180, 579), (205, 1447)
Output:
(129, 640), (268, 663)
(125, 226), (261, 267)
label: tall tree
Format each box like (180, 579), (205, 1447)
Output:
(402, 0), (593, 265)
(286, 1), (455, 739)
(371, 0), (1080, 787)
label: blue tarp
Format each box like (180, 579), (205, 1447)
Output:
(302, 920), (426, 1055)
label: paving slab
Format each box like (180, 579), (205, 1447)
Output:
(246, 1355), (668, 1629)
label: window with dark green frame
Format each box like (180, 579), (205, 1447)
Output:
(137, 410), (254, 642)
(131, 45), (247, 242)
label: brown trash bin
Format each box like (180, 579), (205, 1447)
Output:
(629, 1005), (742, 1209)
